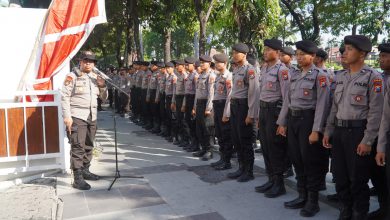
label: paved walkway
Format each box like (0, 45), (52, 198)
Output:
(55, 110), (347, 220)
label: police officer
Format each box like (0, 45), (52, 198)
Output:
(134, 62), (145, 124)
(118, 67), (130, 116)
(280, 47), (298, 71)
(323, 35), (384, 219)
(192, 55), (216, 161)
(372, 43), (390, 220)
(146, 61), (160, 131)
(61, 51), (108, 190)
(277, 40), (330, 217)
(223, 43), (260, 182)
(164, 62), (177, 142)
(210, 53), (233, 170)
(152, 62), (166, 134)
(255, 39), (290, 198)
(183, 57), (199, 152)
(142, 63), (152, 129)
(172, 60), (188, 146)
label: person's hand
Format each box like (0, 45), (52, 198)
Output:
(181, 106), (186, 113)
(192, 109), (196, 116)
(376, 152), (386, 166)
(309, 131), (319, 144)
(205, 110), (211, 116)
(155, 100), (159, 104)
(222, 116), (229, 123)
(64, 117), (73, 134)
(245, 116), (253, 125)
(276, 125), (286, 137)
(97, 76), (105, 88)
(322, 136), (332, 149)
(357, 143), (372, 156)
(171, 103), (176, 111)
(146, 98), (150, 103)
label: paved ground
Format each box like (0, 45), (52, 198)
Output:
(1, 109), (380, 219)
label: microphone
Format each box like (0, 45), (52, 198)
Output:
(93, 67), (112, 81)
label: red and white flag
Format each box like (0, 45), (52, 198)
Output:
(19, 0), (106, 101)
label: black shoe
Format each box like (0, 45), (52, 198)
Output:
(338, 205), (352, 220)
(352, 211), (367, 220)
(326, 193), (339, 202)
(237, 172), (254, 182)
(368, 207), (387, 220)
(82, 167), (100, 181)
(210, 157), (224, 167)
(72, 169), (91, 190)
(201, 151), (213, 161)
(192, 150), (206, 157)
(299, 191), (319, 217)
(254, 148), (262, 154)
(264, 176), (286, 198)
(215, 161), (232, 170)
(284, 189), (307, 209)
(173, 139), (181, 145)
(187, 146), (200, 152)
(370, 187), (377, 196)
(255, 178), (274, 193)
(283, 167), (294, 178)
(227, 166), (244, 179)
(167, 137), (174, 142)
(231, 152), (237, 158)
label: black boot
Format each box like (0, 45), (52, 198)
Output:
(215, 161), (232, 170)
(210, 153), (224, 167)
(227, 161), (244, 179)
(367, 206), (387, 220)
(283, 167), (294, 178)
(300, 191), (320, 217)
(173, 137), (180, 145)
(264, 175), (286, 198)
(352, 211), (367, 220)
(201, 150), (213, 161)
(284, 188), (307, 209)
(192, 150), (206, 157)
(237, 162), (254, 182)
(72, 169), (91, 190)
(338, 204), (352, 220)
(82, 166), (100, 181)
(255, 176), (274, 193)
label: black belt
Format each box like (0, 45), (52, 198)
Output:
(166, 95), (173, 98)
(335, 119), (367, 128)
(260, 100), (281, 109)
(213, 99), (226, 104)
(231, 98), (248, 105)
(176, 94), (184, 98)
(197, 99), (207, 103)
(288, 109), (314, 117)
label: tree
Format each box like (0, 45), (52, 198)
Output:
(194, 0), (216, 55)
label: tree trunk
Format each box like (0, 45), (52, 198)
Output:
(115, 27), (123, 67)
(132, 0), (143, 61)
(199, 18), (207, 55)
(164, 29), (172, 62)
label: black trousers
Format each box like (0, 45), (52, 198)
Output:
(149, 89), (158, 127)
(165, 95), (174, 136)
(333, 125), (374, 214)
(108, 88), (114, 107)
(130, 87), (135, 113)
(114, 89), (120, 112)
(70, 115), (96, 170)
(213, 100), (233, 159)
(230, 99), (255, 167)
(259, 103), (287, 177)
(173, 95), (186, 141)
(370, 143), (388, 209)
(120, 93), (130, 113)
(184, 94), (197, 145)
(158, 93), (166, 129)
(195, 99), (213, 149)
(287, 109), (328, 192)
(141, 89), (148, 121)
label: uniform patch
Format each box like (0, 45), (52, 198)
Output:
(355, 95), (363, 102)
(237, 80), (244, 88)
(373, 79), (382, 93)
(64, 76), (73, 86)
(318, 76), (327, 88)
(218, 85), (224, 94)
(303, 89), (310, 96)
(267, 82), (273, 88)
(226, 80), (232, 89)
(281, 70), (289, 80)
(248, 69), (255, 79)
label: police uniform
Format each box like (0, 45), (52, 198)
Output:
(183, 57), (199, 152)
(152, 62), (166, 134)
(146, 63), (159, 131)
(61, 53), (108, 190)
(119, 70), (130, 115)
(134, 67), (144, 123)
(325, 35), (384, 218)
(142, 68), (152, 128)
(172, 60), (188, 145)
(277, 40), (330, 217)
(193, 55), (216, 161)
(210, 53), (233, 170)
(224, 43), (260, 182)
(256, 39), (290, 198)
(164, 62), (177, 142)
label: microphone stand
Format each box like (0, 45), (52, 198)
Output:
(96, 72), (143, 191)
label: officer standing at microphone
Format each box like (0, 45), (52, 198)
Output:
(61, 51), (108, 190)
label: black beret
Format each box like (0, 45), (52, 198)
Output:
(339, 46), (345, 54)
(150, 61), (158, 65)
(142, 61), (150, 66)
(264, 39), (283, 51)
(165, 62), (174, 68)
(194, 60), (201, 67)
(316, 49), (328, 59)
(199, 54), (212, 62)
(175, 59), (186, 65)
(281, 47), (295, 56)
(295, 40), (318, 54)
(184, 57), (197, 64)
(157, 62), (165, 68)
(213, 53), (229, 63)
(379, 43), (390, 53)
(232, 43), (249, 53)
(344, 35), (372, 52)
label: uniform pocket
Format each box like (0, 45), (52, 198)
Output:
(350, 89), (367, 106)
(300, 81), (315, 99)
(265, 76), (278, 91)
